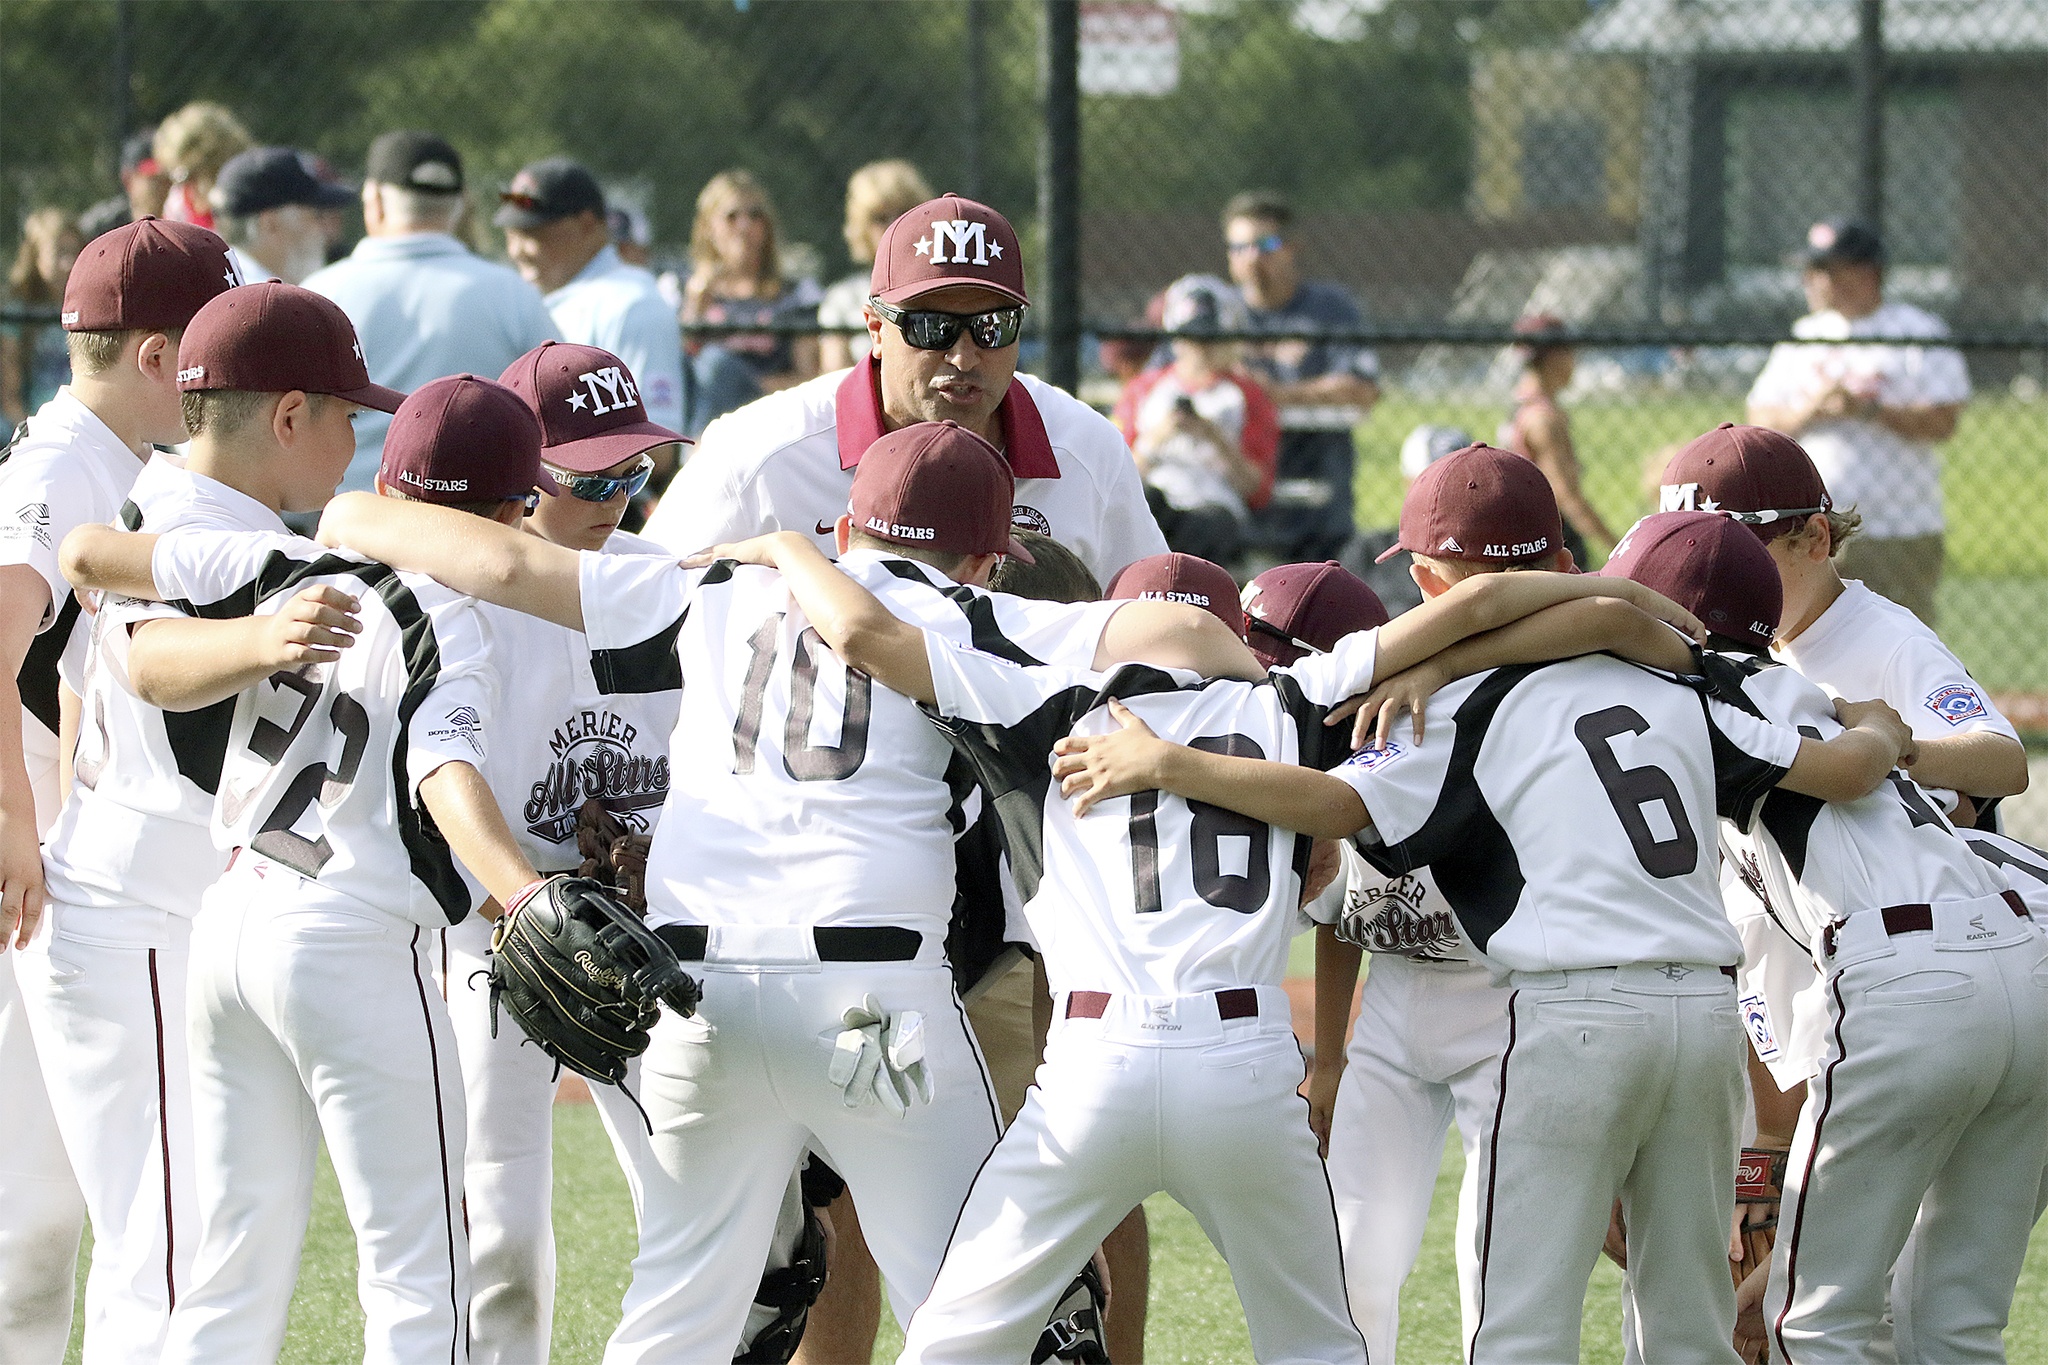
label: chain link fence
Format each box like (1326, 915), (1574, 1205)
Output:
(4, 0), (2046, 739)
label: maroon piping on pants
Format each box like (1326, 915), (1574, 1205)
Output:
(148, 948), (176, 1309)
(1772, 970), (1849, 1361)
(1469, 988), (1520, 1360)
(406, 926), (463, 1365)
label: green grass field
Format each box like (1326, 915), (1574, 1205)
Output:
(1355, 393), (2048, 696)
(69, 1095), (2048, 1363)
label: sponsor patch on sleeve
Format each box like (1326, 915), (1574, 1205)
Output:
(1740, 992), (1779, 1061)
(1340, 738), (1404, 774)
(1924, 683), (1988, 727)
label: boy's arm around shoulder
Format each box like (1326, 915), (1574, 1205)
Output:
(317, 491), (584, 630)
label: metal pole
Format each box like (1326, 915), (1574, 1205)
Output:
(1038, 0), (1081, 392)
(964, 0), (987, 201)
(1853, 0), (1884, 228)
(111, 0), (135, 172)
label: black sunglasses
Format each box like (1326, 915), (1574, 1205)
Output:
(546, 456), (654, 503)
(869, 298), (1024, 351)
(1246, 615), (1325, 657)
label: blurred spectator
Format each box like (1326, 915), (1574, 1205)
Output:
(1497, 313), (1614, 568)
(298, 152), (356, 266)
(498, 156), (685, 457)
(79, 129), (168, 242)
(211, 146), (354, 284)
(1337, 424), (1471, 616)
(679, 169), (820, 433)
(0, 209), (83, 425)
(1745, 218), (1966, 626)
(153, 101), (253, 229)
(305, 131), (556, 493)
(1113, 275), (1278, 567)
(1223, 190), (1380, 562)
(608, 204), (652, 268)
(817, 159), (932, 373)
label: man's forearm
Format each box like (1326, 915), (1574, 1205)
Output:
(1153, 746), (1369, 839)
(1875, 402), (1959, 442)
(1911, 732), (2028, 800)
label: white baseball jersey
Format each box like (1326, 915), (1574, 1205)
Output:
(1311, 845), (1476, 964)
(920, 627), (1379, 997)
(1960, 828), (2048, 919)
(41, 460), (280, 941)
(468, 530), (679, 880)
(641, 360), (1167, 584)
(1772, 579), (2018, 750)
(1707, 651), (2008, 952)
(0, 388), (148, 817)
(1332, 656), (1802, 974)
(575, 547), (1121, 937)
(147, 526), (495, 926)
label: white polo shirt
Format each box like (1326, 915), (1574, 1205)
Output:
(641, 357), (1166, 583)
(544, 244), (685, 436)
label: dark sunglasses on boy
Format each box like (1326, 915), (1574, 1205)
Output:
(546, 455), (655, 503)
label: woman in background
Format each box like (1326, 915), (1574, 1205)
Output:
(1499, 312), (1614, 567)
(153, 101), (253, 230)
(679, 169), (820, 432)
(1, 208), (82, 426)
(816, 160), (932, 373)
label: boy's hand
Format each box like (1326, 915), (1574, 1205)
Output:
(261, 586), (361, 668)
(1833, 697), (1917, 767)
(1306, 1062), (1342, 1158)
(0, 802), (44, 950)
(1615, 580), (1707, 642)
(1335, 659), (1452, 750)
(1051, 699), (1172, 818)
(679, 531), (812, 571)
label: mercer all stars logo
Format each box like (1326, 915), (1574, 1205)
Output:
(915, 219), (1003, 267)
(566, 366), (640, 417)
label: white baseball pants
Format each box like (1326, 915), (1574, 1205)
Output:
(1766, 894), (2048, 1364)
(163, 861), (469, 1365)
(605, 950), (1001, 1363)
(1328, 954), (1507, 1364)
(1470, 963), (1745, 1365)
(0, 951), (85, 1365)
(438, 914), (659, 1365)
(15, 913), (193, 1365)
(899, 987), (1367, 1365)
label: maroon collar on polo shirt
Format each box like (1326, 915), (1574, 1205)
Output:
(833, 356), (1060, 479)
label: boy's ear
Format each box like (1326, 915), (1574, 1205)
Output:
(1409, 557), (1451, 600)
(834, 514), (853, 555)
(134, 331), (176, 384)
(1554, 546), (1577, 572)
(270, 390), (312, 447)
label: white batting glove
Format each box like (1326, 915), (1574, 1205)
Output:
(827, 995), (933, 1113)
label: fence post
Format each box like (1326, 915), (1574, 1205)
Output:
(110, 0), (135, 172)
(964, 0), (987, 201)
(1039, 0), (1081, 393)
(1853, 0), (1884, 229)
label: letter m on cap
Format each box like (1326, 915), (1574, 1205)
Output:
(930, 219), (989, 266)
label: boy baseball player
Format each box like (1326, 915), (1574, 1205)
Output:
(0, 215), (237, 1364)
(689, 499), (1716, 1364)
(438, 340), (686, 1365)
(312, 420), (1164, 1361)
(61, 334), (558, 1365)
(1580, 511), (2048, 1363)
(1049, 445), (1914, 1363)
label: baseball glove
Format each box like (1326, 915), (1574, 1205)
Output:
(575, 798), (652, 916)
(1732, 1145), (1788, 1286)
(487, 875), (701, 1086)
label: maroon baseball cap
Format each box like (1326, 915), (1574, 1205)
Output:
(1240, 560), (1390, 669)
(177, 282), (405, 412)
(1377, 442), (1564, 566)
(869, 195), (1028, 307)
(379, 375), (545, 505)
(1106, 553), (1244, 635)
(849, 420), (1034, 563)
(1599, 510), (1783, 650)
(499, 341), (688, 474)
(1659, 424), (1832, 537)
(61, 215), (237, 333)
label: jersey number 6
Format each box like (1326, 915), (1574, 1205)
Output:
(1574, 705), (1700, 879)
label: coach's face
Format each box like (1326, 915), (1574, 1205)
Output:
(870, 285), (1018, 446)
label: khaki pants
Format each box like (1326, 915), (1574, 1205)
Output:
(1837, 532), (1944, 628)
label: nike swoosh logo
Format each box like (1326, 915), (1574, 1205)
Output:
(814, 520), (834, 536)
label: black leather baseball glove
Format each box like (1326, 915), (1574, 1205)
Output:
(486, 874), (701, 1086)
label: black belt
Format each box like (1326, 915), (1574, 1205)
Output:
(1065, 987), (1260, 1022)
(1822, 890), (2029, 956)
(654, 924), (922, 963)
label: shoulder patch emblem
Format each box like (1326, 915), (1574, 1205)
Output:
(1010, 504), (1052, 537)
(1340, 738), (1403, 773)
(1925, 683), (1987, 726)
